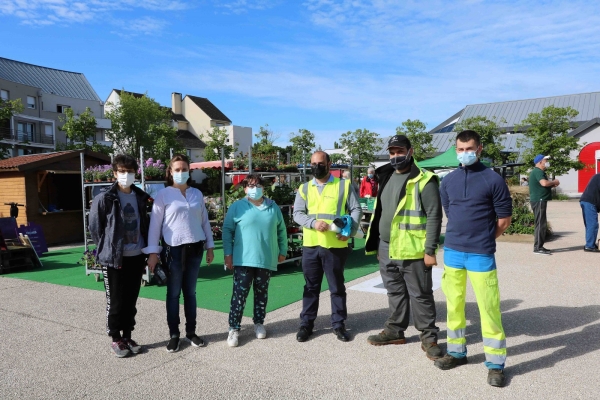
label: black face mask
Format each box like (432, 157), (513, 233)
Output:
(390, 155), (412, 171)
(311, 165), (329, 179)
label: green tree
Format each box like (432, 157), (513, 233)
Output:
(289, 128), (316, 162)
(105, 91), (182, 160)
(203, 126), (236, 161)
(253, 123), (280, 153)
(330, 152), (348, 164)
(518, 105), (584, 177)
(395, 119), (434, 161)
(58, 107), (111, 154)
(0, 98), (23, 159)
(454, 116), (506, 165)
(339, 128), (382, 165)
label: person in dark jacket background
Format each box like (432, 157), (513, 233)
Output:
(580, 174), (600, 252)
(89, 154), (150, 358)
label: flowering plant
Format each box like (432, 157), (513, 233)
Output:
(84, 165), (113, 181)
(80, 248), (100, 269)
(142, 158), (166, 181)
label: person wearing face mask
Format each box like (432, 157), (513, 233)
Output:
(144, 154), (215, 353)
(221, 174), (288, 347)
(528, 154), (560, 255)
(363, 135), (443, 361)
(89, 154), (151, 358)
(436, 130), (512, 387)
(293, 151), (363, 342)
(359, 167), (378, 198)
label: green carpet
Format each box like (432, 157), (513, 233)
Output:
(2, 239), (379, 316)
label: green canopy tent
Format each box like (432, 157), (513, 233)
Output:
(417, 146), (490, 169)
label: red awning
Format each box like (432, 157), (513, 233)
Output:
(189, 160), (234, 170)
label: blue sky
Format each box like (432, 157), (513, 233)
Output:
(2, 0), (600, 149)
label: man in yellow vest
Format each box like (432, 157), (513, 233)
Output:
(364, 135), (443, 360)
(293, 151), (363, 342)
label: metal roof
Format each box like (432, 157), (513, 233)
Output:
(0, 57), (101, 101)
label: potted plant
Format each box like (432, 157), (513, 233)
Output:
(144, 158), (166, 181)
(79, 248), (100, 270)
(83, 168), (94, 182)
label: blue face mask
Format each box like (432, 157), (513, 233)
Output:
(173, 171), (189, 184)
(367, 174), (373, 179)
(457, 151), (477, 166)
(247, 187), (263, 200)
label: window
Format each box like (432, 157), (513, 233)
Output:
(57, 105), (70, 113)
(17, 122), (35, 141)
(27, 96), (36, 109)
(0, 90), (8, 101)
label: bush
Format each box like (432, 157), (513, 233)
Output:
(504, 186), (552, 238)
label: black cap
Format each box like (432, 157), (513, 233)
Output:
(386, 135), (411, 150)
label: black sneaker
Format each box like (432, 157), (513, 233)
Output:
(166, 336), (180, 353)
(186, 333), (206, 347)
(584, 247), (600, 252)
(434, 354), (468, 370)
(533, 248), (551, 255)
(296, 326), (313, 342)
(487, 369), (506, 387)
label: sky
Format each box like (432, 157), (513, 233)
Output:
(2, 0), (600, 149)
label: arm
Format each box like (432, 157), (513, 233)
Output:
(292, 187), (316, 229)
(198, 192), (214, 265)
(142, 191), (165, 270)
(222, 202), (236, 262)
(88, 194), (105, 245)
(346, 182), (364, 237)
(495, 216), (511, 238)
(439, 178), (449, 216)
(276, 207), (288, 261)
(493, 177), (513, 238)
(539, 178), (559, 187)
(359, 178), (366, 197)
(421, 180), (442, 258)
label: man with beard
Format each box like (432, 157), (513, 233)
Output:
(293, 151), (363, 343)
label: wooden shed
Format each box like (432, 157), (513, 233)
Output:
(0, 150), (111, 245)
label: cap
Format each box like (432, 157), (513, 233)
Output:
(386, 135), (411, 150)
(533, 154), (550, 164)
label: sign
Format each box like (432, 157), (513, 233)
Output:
(0, 217), (18, 240)
(17, 222), (48, 256)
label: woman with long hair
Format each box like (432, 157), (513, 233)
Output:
(144, 154), (215, 352)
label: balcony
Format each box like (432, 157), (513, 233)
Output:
(0, 127), (54, 146)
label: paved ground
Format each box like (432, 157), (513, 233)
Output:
(1, 200), (599, 399)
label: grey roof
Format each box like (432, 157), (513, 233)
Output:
(0, 57), (101, 101)
(187, 95), (231, 122)
(176, 130), (206, 149)
(113, 89), (145, 99)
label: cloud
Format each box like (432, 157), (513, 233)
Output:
(111, 16), (168, 37)
(215, 0), (281, 14)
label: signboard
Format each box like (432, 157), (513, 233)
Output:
(17, 222), (48, 256)
(0, 217), (18, 240)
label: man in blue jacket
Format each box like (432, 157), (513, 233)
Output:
(580, 174), (600, 252)
(435, 130), (512, 388)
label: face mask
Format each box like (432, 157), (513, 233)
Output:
(117, 172), (135, 188)
(457, 151), (477, 166)
(367, 174), (373, 179)
(545, 162), (550, 168)
(311, 165), (329, 179)
(246, 187), (263, 200)
(390, 154), (412, 171)
(172, 171), (189, 184)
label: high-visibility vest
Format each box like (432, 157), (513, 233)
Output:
(366, 169), (436, 259)
(299, 177), (350, 249)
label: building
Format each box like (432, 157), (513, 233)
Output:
(0, 57), (110, 157)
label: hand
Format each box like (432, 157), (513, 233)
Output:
(278, 254), (286, 263)
(224, 254), (233, 271)
(424, 254), (437, 267)
(147, 253), (159, 272)
(314, 220), (329, 232)
(554, 179), (560, 187)
(206, 248), (215, 266)
(336, 234), (349, 241)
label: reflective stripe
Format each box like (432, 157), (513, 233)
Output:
(398, 223), (427, 230)
(307, 213), (338, 220)
(414, 181), (421, 212)
(397, 210), (426, 217)
(485, 353), (506, 365)
(447, 328), (466, 340)
(337, 181), (345, 216)
(483, 338), (506, 349)
(447, 343), (466, 353)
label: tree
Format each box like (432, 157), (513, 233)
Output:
(339, 128), (382, 165)
(0, 98), (23, 159)
(454, 116), (506, 165)
(333, 141), (340, 149)
(395, 119), (434, 161)
(203, 126), (236, 161)
(252, 123), (280, 153)
(518, 105), (584, 177)
(57, 107), (111, 154)
(105, 91), (182, 160)
(289, 128), (316, 162)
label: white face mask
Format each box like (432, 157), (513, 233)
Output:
(545, 162), (550, 168)
(117, 172), (135, 188)
(173, 171), (190, 184)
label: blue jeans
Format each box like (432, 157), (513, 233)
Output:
(580, 201), (598, 249)
(163, 242), (204, 337)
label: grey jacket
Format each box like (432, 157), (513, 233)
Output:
(89, 183), (150, 268)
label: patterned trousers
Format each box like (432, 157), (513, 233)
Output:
(228, 266), (272, 330)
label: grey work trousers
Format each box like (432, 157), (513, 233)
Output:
(378, 240), (439, 343)
(530, 200), (548, 251)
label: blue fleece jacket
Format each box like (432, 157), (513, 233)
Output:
(440, 161), (512, 254)
(222, 197), (288, 271)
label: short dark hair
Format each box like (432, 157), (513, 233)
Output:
(241, 173), (264, 188)
(166, 154), (191, 186)
(312, 151), (330, 163)
(112, 154), (138, 172)
(456, 130), (481, 147)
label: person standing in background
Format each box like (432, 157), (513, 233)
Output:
(528, 154), (559, 255)
(579, 173), (600, 252)
(360, 167), (378, 198)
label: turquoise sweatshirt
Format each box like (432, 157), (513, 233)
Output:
(222, 197), (288, 271)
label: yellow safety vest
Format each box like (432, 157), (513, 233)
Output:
(366, 169), (436, 259)
(299, 177), (350, 249)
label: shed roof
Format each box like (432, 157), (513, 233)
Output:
(176, 130), (206, 149)
(0, 150), (110, 172)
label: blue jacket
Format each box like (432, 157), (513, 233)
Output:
(440, 161), (512, 254)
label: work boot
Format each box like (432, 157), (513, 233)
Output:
(421, 342), (443, 360)
(434, 354), (468, 370)
(367, 331), (406, 346)
(487, 369), (506, 387)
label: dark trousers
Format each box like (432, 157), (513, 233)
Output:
(228, 267), (272, 330)
(300, 245), (350, 330)
(378, 241), (438, 343)
(102, 254), (146, 341)
(531, 200), (548, 250)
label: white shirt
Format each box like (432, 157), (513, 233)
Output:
(143, 186), (214, 254)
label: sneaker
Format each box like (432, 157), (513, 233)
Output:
(367, 331), (407, 346)
(124, 338), (142, 354)
(487, 369), (506, 387)
(255, 323), (267, 339)
(421, 342), (443, 360)
(186, 334), (206, 347)
(166, 336), (180, 353)
(584, 246), (600, 252)
(434, 354), (468, 370)
(533, 248), (551, 255)
(111, 339), (131, 358)
(227, 330), (239, 347)
(296, 326), (313, 342)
